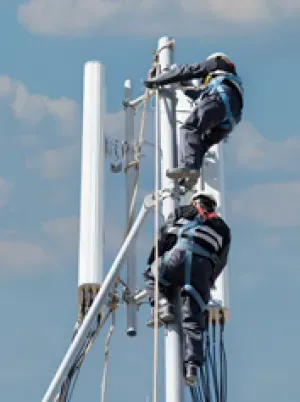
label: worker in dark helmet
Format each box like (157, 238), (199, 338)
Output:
(143, 192), (231, 386)
(144, 52), (244, 189)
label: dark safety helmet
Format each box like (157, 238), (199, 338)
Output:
(190, 191), (217, 212)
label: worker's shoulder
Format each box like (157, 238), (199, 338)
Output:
(210, 215), (230, 233)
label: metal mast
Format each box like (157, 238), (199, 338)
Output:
(42, 36), (230, 402)
(157, 36), (184, 402)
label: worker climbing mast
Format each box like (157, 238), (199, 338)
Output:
(143, 36), (236, 401)
(42, 36), (239, 402)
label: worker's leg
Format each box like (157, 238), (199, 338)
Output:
(143, 265), (176, 328)
(143, 247), (186, 327)
(166, 93), (227, 182)
(182, 280), (210, 368)
(182, 256), (214, 385)
(143, 266), (166, 306)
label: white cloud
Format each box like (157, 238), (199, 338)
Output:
(17, 0), (300, 37)
(26, 144), (80, 179)
(0, 77), (150, 275)
(42, 213), (152, 268)
(42, 216), (79, 238)
(0, 75), (82, 178)
(0, 74), (152, 179)
(232, 181), (300, 227)
(0, 241), (51, 271)
(228, 121), (300, 172)
(0, 75), (79, 136)
(25, 109), (128, 179)
(42, 216), (79, 253)
(29, 105), (154, 180)
(105, 110), (124, 140)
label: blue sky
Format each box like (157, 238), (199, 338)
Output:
(1, 2), (300, 402)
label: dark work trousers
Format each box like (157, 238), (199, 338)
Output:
(179, 88), (241, 171)
(143, 246), (214, 366)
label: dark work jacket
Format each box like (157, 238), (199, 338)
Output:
(147, 204), (231, 283)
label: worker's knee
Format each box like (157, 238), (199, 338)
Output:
(165, 248), (186, 268)
(204, 127), (231, 147)
(160, 249), (186, 286)
(182, 297), (206, 330)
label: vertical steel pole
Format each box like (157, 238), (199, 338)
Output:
(124, 79), (138, 336)
(157, 36), (184, 402)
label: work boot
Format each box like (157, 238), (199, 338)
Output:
(158, 297), (175, 323)
(184, 363), (198, 387)
(146, 308), (163, 328)
(146, 298), (175, 328)
(166, 167), (200, 181)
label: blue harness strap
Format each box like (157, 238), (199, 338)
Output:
(199, 73), (244, 131)
(177, 216), (219, 311)
(151, 215), (220, 311)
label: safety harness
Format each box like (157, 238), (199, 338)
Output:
(199, 72), (244, 131)
(158, 205), (220, 311)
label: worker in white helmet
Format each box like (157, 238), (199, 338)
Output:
(144, 52), (244, 189)
(143, 191), (231, 386)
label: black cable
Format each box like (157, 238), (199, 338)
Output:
(220, 327), (223, 402)
(56, 321), (100, 402)
(220, 339), (227, 402)
(57, 338), (89, 402)
(188, 313), (228, 402)
(207, 348), (219, 401)
(66, 369), (81, 402)
(212, 321), (220, 402)
(201, 364), (211, 402)
(219, 313), (227, 402)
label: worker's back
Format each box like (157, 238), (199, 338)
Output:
(164, 205), (230, 254)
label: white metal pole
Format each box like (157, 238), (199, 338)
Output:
(42, 203), (151, 402)
(124, 79), (137, 336)
(77, 61), (106, 322)
(157, 36), (184, 402)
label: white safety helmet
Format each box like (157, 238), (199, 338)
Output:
(206, 52), (236, 78)
(190, 192), (217, 209)
(206, 52), (233, 65)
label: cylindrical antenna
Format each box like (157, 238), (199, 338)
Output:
(77, 61), (106, 324)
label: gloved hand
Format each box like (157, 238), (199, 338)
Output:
(144, 78), (159, 89)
